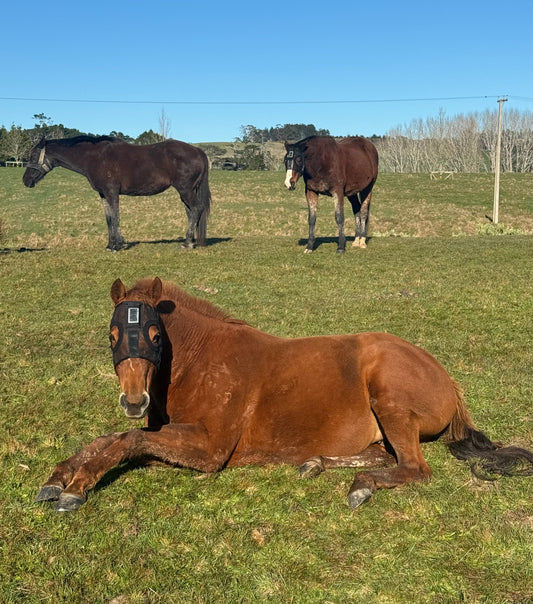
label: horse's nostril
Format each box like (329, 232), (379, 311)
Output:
(119, 392), (150, 418)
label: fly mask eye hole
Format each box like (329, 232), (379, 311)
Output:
(109, 326), (119, 350)
(109, 301), (163, 369)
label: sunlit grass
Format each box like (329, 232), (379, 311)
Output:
(1, 167), (532, 603)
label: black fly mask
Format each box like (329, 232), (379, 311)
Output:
(110, 301), (162, 369)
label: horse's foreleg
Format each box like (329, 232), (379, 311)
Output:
(53, 423), (223, 511)
(333, 190), (346, 253)
(299, 443), (395, 478)
(36, 432), (124, 502)
(100, 194), (125, 251)
(305, 189), (319, 253)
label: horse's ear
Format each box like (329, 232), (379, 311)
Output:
(110, 278), (126, 304)
(284, 141), (290, 150)
(150, 277), (163, 303)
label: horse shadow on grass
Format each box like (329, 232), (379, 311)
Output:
(0, 246), (46, 255)
(297, 236), (373, 250)
(0, 238), (231, 254)
(123, 237), (231, 250)
(90, 459), (208, 500)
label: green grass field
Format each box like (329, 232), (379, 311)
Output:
(1, 167), (533, 603)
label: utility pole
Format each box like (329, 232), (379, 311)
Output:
(492, 96), (508, 224)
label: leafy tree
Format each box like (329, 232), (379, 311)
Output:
(0, 126), (7, 162)
(240, 123), (331, 143)
(196, 144), (226, 166)
(234, 143), (273, 170)
(29, 113), (64, 142)
(135, 130), (164, 145)
(109, 131), (135, 143)
(0, 124), (32, 163)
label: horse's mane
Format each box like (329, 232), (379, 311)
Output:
(130, 279), (248, 325)
(48, 135), (119, 147)
(296, 135), (335, 148)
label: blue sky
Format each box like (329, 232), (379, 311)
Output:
(1, 0), (532, 142)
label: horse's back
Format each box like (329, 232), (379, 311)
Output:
(303, 136), (378, 194)
(337, 137), (378, 189)
(92, 139), (207, 194)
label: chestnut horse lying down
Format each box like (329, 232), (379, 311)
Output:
(37, 278), (533, 511)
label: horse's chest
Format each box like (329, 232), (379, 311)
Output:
(306, 176), (337, 195)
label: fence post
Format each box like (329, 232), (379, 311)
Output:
(492, 96), (508, 224)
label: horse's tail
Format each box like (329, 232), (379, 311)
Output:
(195, 160), (211, 247)
(445, 380), (533, 479)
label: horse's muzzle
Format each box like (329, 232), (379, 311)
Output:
(284, 169), (297, 190)
(119, 391), (150, 419)
(22, 174), (37, 188)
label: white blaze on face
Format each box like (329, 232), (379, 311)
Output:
(284, 169), (293, 189)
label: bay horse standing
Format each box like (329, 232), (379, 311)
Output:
(284, 136), (378, 253)
(23, 136), (211, 251)
(36, 277), (533, 512)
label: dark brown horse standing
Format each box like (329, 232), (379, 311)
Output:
(284, 136), (378, 253)
(36, 277), (533, 512)
(23, 136), (211, 251)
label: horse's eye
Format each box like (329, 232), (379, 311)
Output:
(109, 334), (117, 348)
(152, 333), (161, 345)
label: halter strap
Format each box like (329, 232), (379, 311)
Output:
(27, 145), (51, 173)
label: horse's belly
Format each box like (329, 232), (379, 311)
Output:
(228, 401), (381, 467)
(121, 182), (170, 196)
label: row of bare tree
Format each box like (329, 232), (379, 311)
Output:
(375, 108), (533, 173)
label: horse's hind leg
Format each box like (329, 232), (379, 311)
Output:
(299, 443), (395, 478)
(36, 432), (122, 502)
(347, 411), (431, 509)
(100, 194), (125, 251)
(350, 189), (372, 249)
(177, 188), (202, 249)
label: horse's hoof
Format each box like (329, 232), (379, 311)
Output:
(106, 239), (126, 252)
(36, 485), (63, 502)
(348, 488), (372, 509)
(299, 457), (324, 479)
(55, 492), (86, 512)
(336, 248), (346, 254)
(182, 242), (195, 250)
(304, 248), (313, 254)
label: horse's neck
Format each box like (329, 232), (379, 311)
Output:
(49, 144), (92, 176)
(163, 308), (245, 367)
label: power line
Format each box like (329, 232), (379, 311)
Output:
(0, 95), (507, 106)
